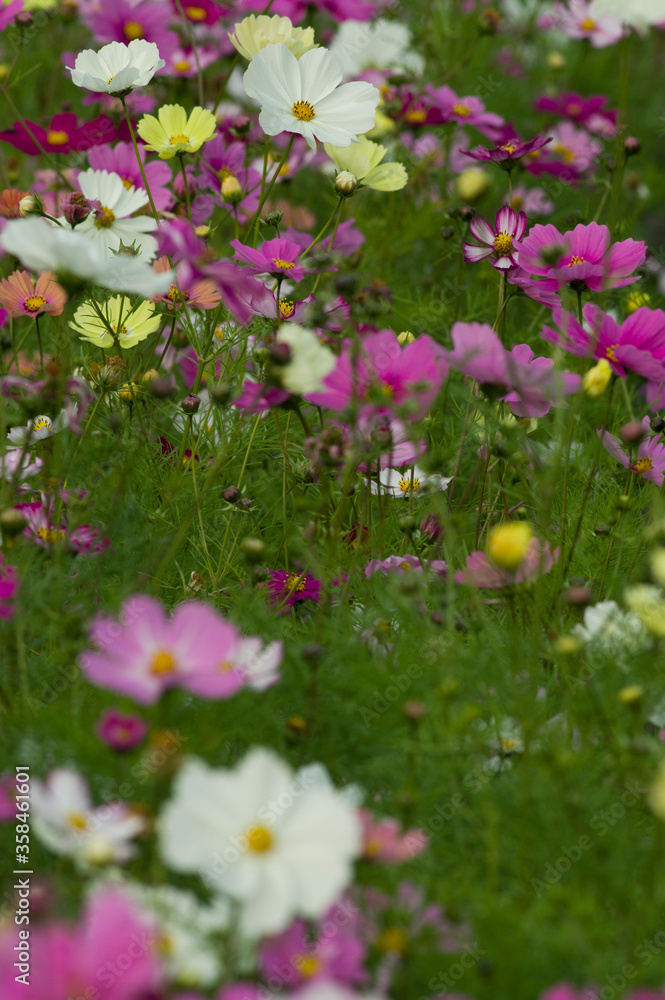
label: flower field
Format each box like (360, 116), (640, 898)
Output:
(1, 0), (665, 998)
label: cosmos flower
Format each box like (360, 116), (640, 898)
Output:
(74, 169), (158, 259)
(7, 411), (70, 445)
(70, 296), (161, 349)
(598, 416), (665, 485)
(324, 135), (407, 192)
(462, 132), (552, 166)
(370, 465), (452, 497)
(96, 709), (147, 751)
(230, 236), (308, 282)
(0, 447), (42, 483)
(365, 554), (447, 576)
(0, 269), (66, 318)
(550, 0), (624, 46)
(463, 205), (527, 270)
(83, 0), (180, 59)
(88, 140), (173, 211)
(360, 809), (428, 862)
(329, 18), (424, 75)
(243, 43), (380, 151)
(424, 84), (504, 138)
(67, 39), (165, 95)
(158, 748), (362, 936)
(259, 907), (367, 987)
(137, 104), (217, 159)
(0, 112), (119, 156)
(267, 569), (322, 612)
(229, 13), (317, 61)
(456, 539), (559, 588)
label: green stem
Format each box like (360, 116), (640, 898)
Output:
(179, 154), (193, 227)
(244, 134), (295, 246)
(121, 98), (159, 221)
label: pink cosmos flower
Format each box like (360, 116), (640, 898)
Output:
(230, 237), (308, 282)
(456, 539), (559, 588)
(162, 46), (220, 77)
(0, 112), (119, 156)
(355, 408), (425, 469)
(97, 708), (147, 751)
(534, 93), (617, 137)
(16, 499), (110, 555)
(80, 594), (282, 704)
(88, 140), (173, 211)
(550, 0), (624, 47)
(0, 269), (66, 318)
(171, 0), (223, 25)
(524, 122), (603, 184)
(0, 887), (161, 1000)
(461, 132), (552, 167)
(201, 134), (262, 217)
(307, 330), (448, 419)
(0, 0), (23, 31)
(519, 221), (646, 293)
(0, 554), (17, 619)
(360, 809), (428, 862)
(463, 205), (527, 270)
(83, 0), (180, 58)
(598, 416), (665, 485)
(540, 304), (665, 381)
(234, 380), (291, 413)
(446, 322), (580, 418)
(267, 569), (322, 612)
(365, 554), (447, 576)
(424, 84), (504, 139)
(152, 257), (221, 310)
(510, 186), (555, 216)
(259, 909), (367, 988)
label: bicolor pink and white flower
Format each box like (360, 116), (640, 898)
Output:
(463, 205), (527, 270)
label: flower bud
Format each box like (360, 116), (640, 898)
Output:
(619, 420), (647, 446)
(582, 358), (612, 397)
(268, 341), (292, 365)
(180, 394), (200, 415)
(398, 514), (416, 533)
(458, 206), (476, 221)
(0, 508), (26, 536)
(565, 585), (593, 606)
(624, 136), (641, 157)
(221, 175), (242, 204)
(287, 715), (307, 733)
(18, 194), (38, 217)
(62, 192), (92, 226)
(335, 170), (358, 196)
(118, 381), (139, 403)
(618, 684), (644, 705)
(627, 290), (650, 313)
(404, 700), (426, 720)
(240, 537), (265, 562)
(195, 225), (210, 239)
(223, 485), (242, 504)
(547, 51), (566, 69)
(397, 330), (415, 344)
(230, 115), (251, 135)
(455, 167), (491, 202)
(441, 226), (455, 239)
(420, 513), (443, 541)
(147, 376), (175, 399)
(487, 521), (533, 570)
(554, 635), (581, 656)
(263, 210), (283, 227)
(651, 417), (665, 433)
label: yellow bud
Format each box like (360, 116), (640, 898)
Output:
(335, 171), (358, 196)
(627, 290), (650, 313)
(221, 176), (242, 204)
(397, 331), (415, 345)
(487, 521), (533, 571)
(142, 368), (159, 385)
(582, 358), (612, 398)
(547, 51), (566, 69)
(618, 685), (643, 705)
(455, 167), (491, 203)
(195, 225), (210, 239)
(554, 635), (581, 656)
(118, 381), (139, 403)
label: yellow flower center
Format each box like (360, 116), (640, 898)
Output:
(279, 298), (295, 318)
(295, 955), (322, 978)
(581, 17), (596, 30)
(365, 836), (383, 857)
(553, 142), (575, 164)
(166, 284), (189, 303)
(567, 255), (585, 266)
(452, 102), (471, 117)
(376, 927), (408, 954)
(633, 457), (654, 475)
(246, 824), (273, 852)
(47, 130), (69, 145)
(500, 142), (517, 154)
(24, 294), (47, 313)
(32, 416), (51, 431)
(169, 133), (191, 146)
(185, 5), (206, 19)
(380, 382), (394, 398)
(284, 573), (306, 593)
(67, 811), (89, 831)
(157, 932), (175, 957)
(107, 75), (115, 85)
(95, 206), (116, 228)
(151, 649), (177, 674)
(174, 60), (191, 72)
(218, 659), (234, 672)
(606, 344), (618, 361)
(398, 476), (422, 494)
(292, 100), (316, 122)
(399, 562), (412, 571)
(500, 737), (518, 751)
(124, 21), (143, 40)
(404, 109), (426, 124)
(493, 232), (514, 255)
(36, 526), (64, 544)
(511, 194), (523, 209)
(272, 258), (294, 269)
(121, 176), (135, 190)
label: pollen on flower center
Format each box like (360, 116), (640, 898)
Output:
(452, 103), (471, 117)
(292, 100), (316, 122)
(606, 344), (618, 361)
(95, 206), (116, 228)
(633, 457), (654, 475)
(279, 298), (295, 318)
(47, 130), (69, 145)
(218, 659), (234, 672)
(32, 416), (51, 431)
(185, 5), (206, 19)
(245, 824), (273, 852)
(500, 142), (517, 154)
(581, 16), (596, 29)
(272, 258), (295, 270)
(567, 255), (585, 266)
(36, 526), (64, 544)
(493, 232), (514, 255)
(398, 476), (422, 494)
(166, 284), (189, 303)
(121, 176), (134, 190)
(169, 133), (191, 145)
(284, 573), (306, 593)
(295, 955), (322, 978)
(124, 21), (143, 40)
(376, 927), (408, 954)
(174, 60), (191, 72)
(67, 811), (89, 831)
(24, 295), (47, 313)
(151, 649), (177, 674)
(380, 382), (394, 398)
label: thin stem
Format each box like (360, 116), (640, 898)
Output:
(121, 98), (159, 221)
(244, 134), (295, 245)
(179, 154), (193, 227)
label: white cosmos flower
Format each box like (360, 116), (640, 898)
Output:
(158, 748), (362, 937)
(275, 323), (335, 394)
(7, 411), (69, 445)
(73, 169), (158, 260)
(0, 218), (174, 297)
(67, 39), (165, 94)
(329, 19), (424, 78)
(593, 0), (664, 31)
(370, 464), (452, 497)
(242, 43), (380, 151)
(572, 599), (649, 661)
(235, 637), (283, 691)
(31, 768), (145, 869)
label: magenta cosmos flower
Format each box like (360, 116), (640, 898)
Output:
(230, 237), (308, 282)
(534, 93), (617, 137)
(463, 205), (527, 270)
(267, 570), (322, 613)
(259, 911), (367, 988)
(461, 132), (552, 167)
(0, 887), (161, 1000)
(83, 0), (180, 58)
(307, 330), (448, 419)
(456, 539), (559, 588)
(365, 554), (447, 576)
(598, 417), (665, 485)
(540, 304), (665, 381)
(96, 708), (147, 751)
(0, 269), (66, 318)
(519, 221), (646, 293)
(424, 84), (504, 138)
(0, 113), (119, 156)
(79, 594), (282, 703)
(88, 140), (172, 211)
(0, 555), (17, 619)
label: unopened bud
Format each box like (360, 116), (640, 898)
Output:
(210, 382), (233, 406)
(458, 206), (476, 221)
(651, 417), (665, 433)
(546, 51), (566, 69)
(142, 369), (159, 386)
(230, 115), (251, 135)
(455, 167), (491, 202)
(440, 226), (455, 239)
(335, 170), (358, 196)
(118, 381), (139, 403)
(624, 136), (641, 156)
(268, 342), (291, 365)
(221, 175), (242, 204)
(554, 635), (581, 656)
(565, 585), (593, 606)
(618, 684), (644, 705)
(287, 715), (307, 733)
(263, 210), (283, 227)
(582, 358), (612, 398)
(195, 225), (210, 239)
(619, 421), (647, 446)
(240, 537), (265, 562)
(420, 513), (443, 541)
(223, 486), (242, 504)
(0, 508), (26, 536)
(147, 376), (175, 399)
(18, 194), (38, 217)
(180, 394), (200, 414)
(398, 514), (416, 533)
(62, 192), (92, 226)
(397, 330), (415, 344)
(404, 700), (426, 720)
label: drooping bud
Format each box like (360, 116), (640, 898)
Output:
(624, 136), (641, 157)
(263, 210), (283, 228)
(180, 394), (200, 414)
